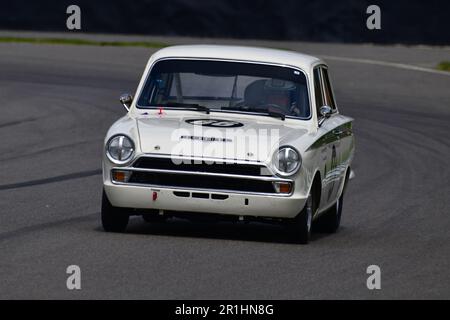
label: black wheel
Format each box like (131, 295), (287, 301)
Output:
(291, 191), (315, 244)
(101, 190), (129, 232)
(319, 192), (343, 233)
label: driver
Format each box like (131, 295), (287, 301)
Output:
(263, 79), (299, 116)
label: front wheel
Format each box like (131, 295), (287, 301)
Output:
(291, 192), (314, 244)
(101, 190), (129, 232)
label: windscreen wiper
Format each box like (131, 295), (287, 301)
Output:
(266, 109), (286, 121)
(230, 105), (286, 121)
(164, 102), (210, 114)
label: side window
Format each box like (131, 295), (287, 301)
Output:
(313, 67), (324, 115)
(321, 68), (337, 110)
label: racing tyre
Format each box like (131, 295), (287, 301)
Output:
(319, 192), (343, 233)
(101, 190), (129, 232)
(291, 191), (315, 244)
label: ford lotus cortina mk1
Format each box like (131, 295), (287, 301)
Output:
(101, 45), (354, 244)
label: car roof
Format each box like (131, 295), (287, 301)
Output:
(150, 45), (324, 71)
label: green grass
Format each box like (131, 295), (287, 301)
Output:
(436, 61), (450, 72)
(0, 36), (169, 48)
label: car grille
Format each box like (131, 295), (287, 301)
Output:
(128, 171), (276, 193)
(132, 156), (269, 176)
(118, 156), (283, 194)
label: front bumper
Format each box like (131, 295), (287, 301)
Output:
(104, 181), (306, 219)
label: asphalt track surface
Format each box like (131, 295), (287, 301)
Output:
(0, 35), (449, 299)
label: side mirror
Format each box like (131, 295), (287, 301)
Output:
(119, 93), (133, 112)
(318, 105), (332, 126)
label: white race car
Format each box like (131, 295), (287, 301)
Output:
(101, 45), (354, 243)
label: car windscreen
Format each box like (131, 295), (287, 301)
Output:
(137, 59), (311, 119)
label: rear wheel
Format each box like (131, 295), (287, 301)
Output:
(319, 192), (343, 233)
(319, 170), (350, 233)
(101, 190), (129, 232)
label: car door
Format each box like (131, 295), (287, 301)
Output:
(313, 65), (345, 210)
(320, 66), (347, 204)
(313, 66), (334, 210)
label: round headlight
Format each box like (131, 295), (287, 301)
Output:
(273, 146), (301, 176)
(106, 135), (134, 164)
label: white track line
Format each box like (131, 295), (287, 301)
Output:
(320, 55), (450, 77)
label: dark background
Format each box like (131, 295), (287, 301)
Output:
(1, 0), (449, 45)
